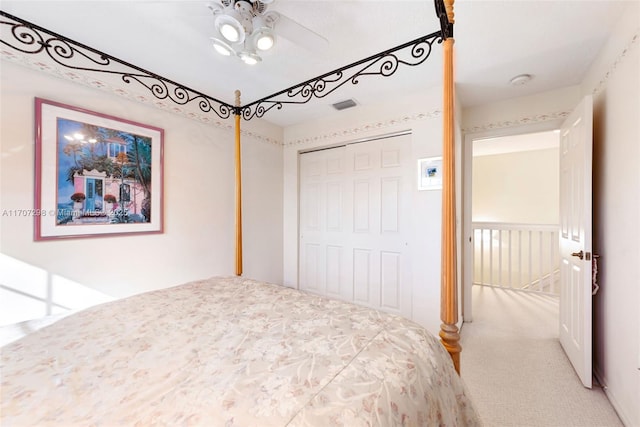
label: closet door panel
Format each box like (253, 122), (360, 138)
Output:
(299, 134), (412, 319)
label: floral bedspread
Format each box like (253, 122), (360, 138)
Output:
(1, 277), (481, 426)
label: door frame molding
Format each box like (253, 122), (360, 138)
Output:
(462, 120), (564, 322)
(298, 130), (412, 155)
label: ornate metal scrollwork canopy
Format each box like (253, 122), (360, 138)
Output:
(0, 10), (235, 120)
(1, 0), (451, 122)
(240, 31), (443, 120)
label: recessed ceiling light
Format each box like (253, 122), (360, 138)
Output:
(510, 74), (533, 86)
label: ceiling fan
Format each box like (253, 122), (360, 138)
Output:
(208, 0), (328, 65)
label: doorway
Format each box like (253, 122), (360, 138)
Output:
(462, 124), (562, 322)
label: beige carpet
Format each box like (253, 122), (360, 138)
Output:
(460, 286), (623, 427)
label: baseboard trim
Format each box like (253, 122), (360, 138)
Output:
(593, 366), (635, 427)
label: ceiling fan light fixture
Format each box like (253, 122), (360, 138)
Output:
(215, 11), (245, 43)
(220, 23), (239, 42)
(239, 50), (261, 65)
(209, 0), (319, 65)
(211, 37), (235, 56)
(250, 15), (274, 51)
(255, 30), (275, 51)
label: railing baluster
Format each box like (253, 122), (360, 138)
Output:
(528, 230), (533, 291)
(539, 230), (544, 292)
(498, 229), (503, 288)
(471, 223), (559, 296)
(480, 228), (485, 285)
(518, 230), (523, 290)
(489, 229), (494, 286)
(508, 229), (513, 289)
(550, 230), (556, 294)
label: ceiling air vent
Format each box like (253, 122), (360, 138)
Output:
(332, 99), (358, 111)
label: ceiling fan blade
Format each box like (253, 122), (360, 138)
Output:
(272, 12), (329, 53)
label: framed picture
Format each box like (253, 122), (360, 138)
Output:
(34, 98), (164, 240)
(418, 156), (443, 191)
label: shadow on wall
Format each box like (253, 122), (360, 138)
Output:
(0, 253), (113, 328)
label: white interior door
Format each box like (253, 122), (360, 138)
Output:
(559, 95), (593, 388)
(299, 146), (347, 298)
(299, 134), (413, 318)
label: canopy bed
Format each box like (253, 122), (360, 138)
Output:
(0, 0), (469, 424)
(1, 276), (477, 425)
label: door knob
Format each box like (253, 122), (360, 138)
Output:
(571, 250), (584, 260)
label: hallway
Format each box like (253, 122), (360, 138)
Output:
(460, 286), (622, 427)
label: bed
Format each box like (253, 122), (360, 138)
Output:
(1, 0), (470, 424)
(1, 0), (461, 368)
(1, 276), (479, 426)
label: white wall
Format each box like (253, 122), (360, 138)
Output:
(282, 86), (456, 334)
(0, 61), (284, 324)
(473, 147), (559, 224)
(581, 2), (640, 425)
(463, 85), (582, 134)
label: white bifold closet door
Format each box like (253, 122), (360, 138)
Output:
(299, 133), (412, 319)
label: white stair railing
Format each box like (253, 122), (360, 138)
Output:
(472, 222), (560, 295)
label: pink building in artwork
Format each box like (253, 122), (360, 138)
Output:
(69, 138), (146, 222)
(72, 171), (145, 216)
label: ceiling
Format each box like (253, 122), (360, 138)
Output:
(0, 0), (630, 127)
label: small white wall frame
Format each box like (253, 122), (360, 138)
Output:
(418, 156), (443, 190)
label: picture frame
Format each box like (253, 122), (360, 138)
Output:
(417, 156), (443, 191)
(34, 98), (164, 240)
